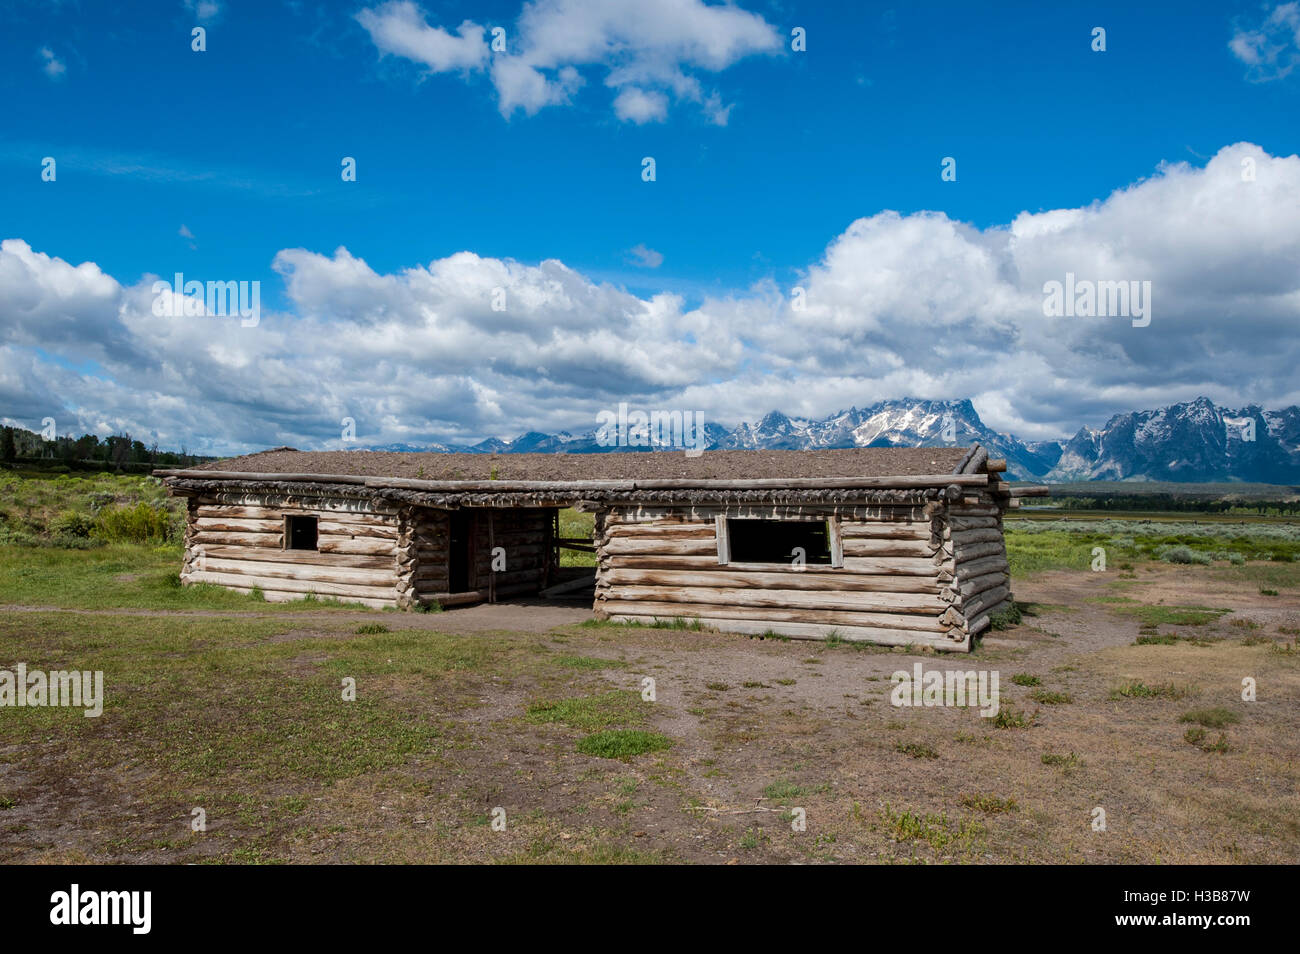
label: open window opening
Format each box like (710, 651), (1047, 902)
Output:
(721, 518), (837, 566)
(285, 514), (318, 551)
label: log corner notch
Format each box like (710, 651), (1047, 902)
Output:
(936, 443), (1051, 648)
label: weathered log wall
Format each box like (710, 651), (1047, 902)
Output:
(181, 491), (402, 608)
(594, 500), (993, 652)
(180, 494), (555, 610)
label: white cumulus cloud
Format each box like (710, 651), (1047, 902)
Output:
(356, 0), (780, 122)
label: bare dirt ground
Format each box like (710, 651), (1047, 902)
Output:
(1, 563), (1297, 864)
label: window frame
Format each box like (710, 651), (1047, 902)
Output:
(715, 514), (843, 569)
(283, 513), (319, 552)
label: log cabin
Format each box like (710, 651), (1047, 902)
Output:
(155, 444), (1046, 652)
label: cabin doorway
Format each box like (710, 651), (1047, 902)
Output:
(448, 511), (473, 593)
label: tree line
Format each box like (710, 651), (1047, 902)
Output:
(1055, 493), (1300, 516)
(0, 425), (209, 471)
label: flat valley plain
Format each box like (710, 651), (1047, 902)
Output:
(0, 487), (1298, 863)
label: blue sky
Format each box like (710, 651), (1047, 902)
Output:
(2, 0), (1299, 453)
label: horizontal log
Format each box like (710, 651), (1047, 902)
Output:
(604, 538), (719, 557)
(838, 524), (929, 540)
(317, 538), (396, 556)
(1010, 485), (1051, 497)
(955, 554), (1010, 581)
(601, 600), (944, 632)
(953, 540), (1005, 563)
(986, 458), (1007, 473)
(195, 499), (395, 516)
(599, 553), (941, 577)
(194, 517), (283, 533)
(162, 469), (371, 484)
(957, 570), (1009, 599)
(950, 528), (1003, 547)
(963, 585), (1011, 622)
(186, 582), (394, 610)
(419, 590), (487, 607)
(318, 521), (399, 540)
(610, 585), (944, 615)
(841, 538), (932, 558)
(606, 506), (928, 524)
(604, 568), (941, 593)
(412, 573), (451, 588)
(192, 531), (282, 548)
(188, 570), (397, 599)
(604, 615), (964, 650)
(601, 524), (715, 538)
(196, 546), (393, 570)
(198, 557), (397, 587)
(948, 516), (1000, 531)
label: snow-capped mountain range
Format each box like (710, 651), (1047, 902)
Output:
(365, 397), (1300, 483)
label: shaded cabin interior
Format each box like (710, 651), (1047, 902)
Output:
(160, 444), (1045, 652)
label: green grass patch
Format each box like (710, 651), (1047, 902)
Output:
(1041, 752), (1084, 770)
(879, 804), (986, 854)
(1108, 602), (1231, 627)
(575, 730), (671, 760)
(1109, 680), (1196, 700)
(763, 779), (808, 800)
(958, 793), (1018, 814)
(1028, 689), (1072, 705)
(894, 741), (939, 760)
(1179, 707), (1240, 729)
(1183, 728), (1231, 753)
(525, 690), (646, 732)
(552, 654), (627, 671)
(1010, 673), (1041, 686)
(992, 706), (1034, 729)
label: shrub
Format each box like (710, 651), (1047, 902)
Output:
(989, 603), (1023, 630)
(49, 509), (95, 538)
(1158, 545), (1212, 565)
(92, 502), (173, 543)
